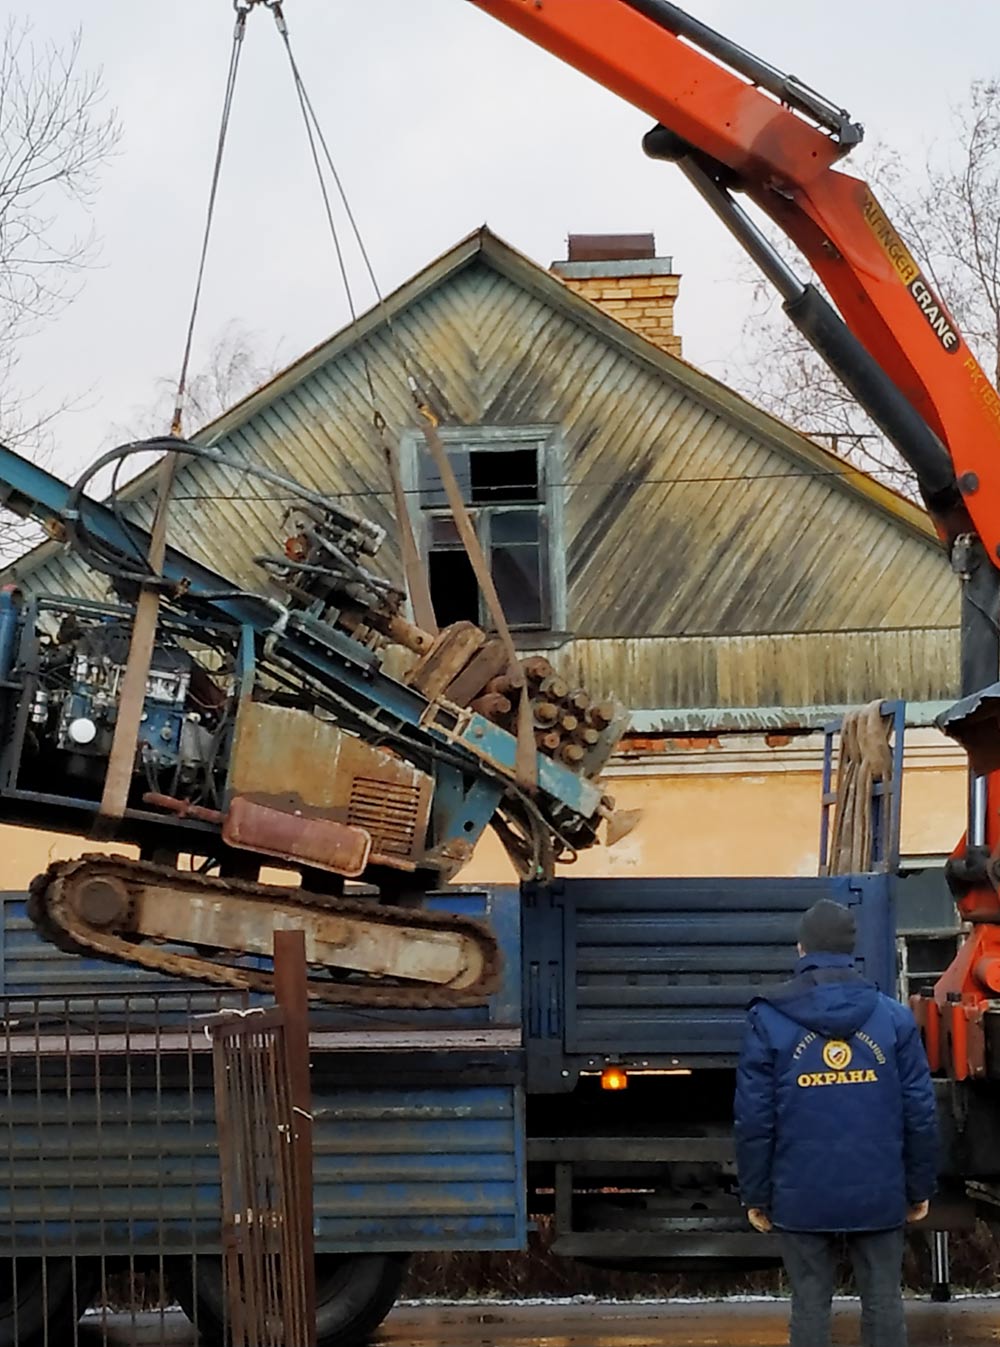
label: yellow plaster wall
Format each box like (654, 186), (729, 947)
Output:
(457, 738), (968, 886)
(0, 738), (966, 892)
(0, 828), (135, 889)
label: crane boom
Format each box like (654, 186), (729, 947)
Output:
(468, 0), (1000, 1018)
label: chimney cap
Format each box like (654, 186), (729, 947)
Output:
(567, 233), (655, 263)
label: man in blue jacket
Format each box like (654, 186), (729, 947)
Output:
(734, 898), (938, 1347)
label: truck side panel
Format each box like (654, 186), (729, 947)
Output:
(0, 1065), (526, 1255)
(0, 887), (527, 1257)
(524, 875), (896, 1090)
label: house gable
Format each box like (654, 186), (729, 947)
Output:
(9, 228), (958, 710)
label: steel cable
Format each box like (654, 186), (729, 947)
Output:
(266, 4), (439, 632)
(170, 7), (252, 438)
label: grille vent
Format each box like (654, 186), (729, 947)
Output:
(348, 777), (422, 859)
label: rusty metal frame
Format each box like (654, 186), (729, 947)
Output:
(209, 1003), (313, 1347)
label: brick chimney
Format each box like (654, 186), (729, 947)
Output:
(551, 233), (681, 358)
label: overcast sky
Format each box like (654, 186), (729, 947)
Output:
(18, 1), (1000, 480)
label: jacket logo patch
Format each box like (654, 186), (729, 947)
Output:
(823, 1039), (852, 1071)
(797, 1068), (878, 1088)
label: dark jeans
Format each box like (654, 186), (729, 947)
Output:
(778, 1227), (906, 1347)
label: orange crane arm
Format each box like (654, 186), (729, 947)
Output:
(469, 1), (1000, 993)
(470, 0), (1000, 558)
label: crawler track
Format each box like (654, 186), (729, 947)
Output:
(28, 854), (502, 1008)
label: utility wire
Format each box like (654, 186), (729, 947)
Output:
(267, 4), (410, 419)
(159, 465), (918, 502)
(270, 6), (358, 325)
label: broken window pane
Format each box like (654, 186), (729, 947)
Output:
(470, 448), (538, 504)
(429, 548), (479, 628)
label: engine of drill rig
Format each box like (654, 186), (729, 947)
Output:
(18, 494), (403, 810)
(23, 608), (230, 804)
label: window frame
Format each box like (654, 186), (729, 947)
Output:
(402, 423), (565, 635)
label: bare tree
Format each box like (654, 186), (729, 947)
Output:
(731, 81), (1000, 495)
(0, 18), (120, 448)
(118, 320), (284, 442)
(0, 19), (119, 560)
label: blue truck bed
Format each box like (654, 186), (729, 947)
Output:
(0, 872), (897, 1258)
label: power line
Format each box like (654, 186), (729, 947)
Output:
(157, 464), (918, 505)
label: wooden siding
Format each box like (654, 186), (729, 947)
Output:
(523, 629), (960, 710)
(10, 231), (959, 711)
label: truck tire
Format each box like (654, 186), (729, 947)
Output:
(170, 1253), (408, 1347)
(0, 1257), (98, 1347)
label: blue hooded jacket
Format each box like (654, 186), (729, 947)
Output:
(734, 952), (938, 1232)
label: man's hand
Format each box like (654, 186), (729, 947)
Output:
(907, 1200), (930, 1224)
(747, 1207), (773, 1233)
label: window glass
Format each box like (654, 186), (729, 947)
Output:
(419, 449), (469, 508)
(491, 544), (543, 627)
(429, 515), (463, 546)
(490, 510), (539, 545)
(417, 433), (553, 631)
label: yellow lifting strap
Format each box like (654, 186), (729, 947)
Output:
(99, 4), (255, 823)
(414, 398), (537, 794)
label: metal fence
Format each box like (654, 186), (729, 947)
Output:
(0, 989), (245, 1346)
(211, 1008), (311, 1347)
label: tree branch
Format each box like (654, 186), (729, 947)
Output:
(0, 17), (119, 453)
(732, 78), (1000, 501)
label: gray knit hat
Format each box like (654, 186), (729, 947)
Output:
(798, 899), (856, 955)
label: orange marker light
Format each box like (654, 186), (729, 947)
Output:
(601, 1066), (628, 1091)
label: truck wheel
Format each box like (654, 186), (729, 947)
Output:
(0, 1257), (98, 1347)
(170, 1253), (408, 1347)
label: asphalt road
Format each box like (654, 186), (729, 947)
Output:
(80, 1299), (1000, 1344)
